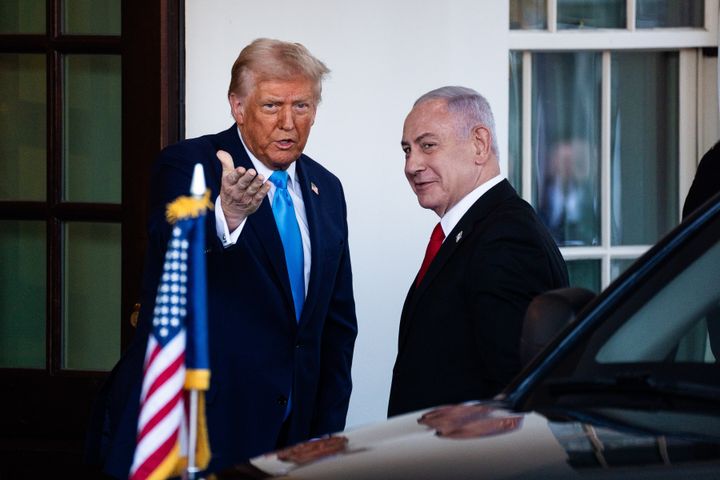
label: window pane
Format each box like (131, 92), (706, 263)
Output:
(0, 221), (46, 368)
(63, 55), (121, 203)
(0, 0), (45, 34)
(611, 52), (679, 246)
(509, 51), (523, 191)
(63, 0), (121, 35)
(637, 0), (704, 28)
(610, 257), (636, 281)
(63, 222), (120, 371)
(597, 238), (720, 364)
(532, 52), (601, 247)
(558, 0), (625, 29)
(510, 0), (547, 30)
(567, 259), (601, 293)
(0, 54), (46, 201)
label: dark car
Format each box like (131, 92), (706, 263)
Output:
(223, 193), (720, 479)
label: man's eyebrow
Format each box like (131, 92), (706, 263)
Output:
(402, 132), (437, 147)
(414, 132), (436, 143)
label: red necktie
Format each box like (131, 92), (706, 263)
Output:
(416, 222), (445, 286)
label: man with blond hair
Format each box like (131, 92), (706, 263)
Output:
(89, 38), (357, 477)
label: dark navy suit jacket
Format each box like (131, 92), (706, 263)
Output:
(388, 180), (567, 417)
(88, 125), (357, 476)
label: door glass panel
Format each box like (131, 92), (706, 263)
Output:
(510, 0), (547, 30)
(611, 51), (678, 246)
(558, 0), (626, 29)
(509, 51), (523, 191)
(0, 221), (46, 368)
(532, 52), (601, 247)
(0, 0), (45, 34)
(63, 55), (121, 203)
(610, 257), (636, 281)
(0, 54), (46, 201)
(567, 259), (601, 293)
(63, 222), (120, 371)
(63, 0), (121, 35)
(636, 0), (704, 28)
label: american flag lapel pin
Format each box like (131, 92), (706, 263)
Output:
(311, 182), (319, 195)
(456, 231), (463, 243)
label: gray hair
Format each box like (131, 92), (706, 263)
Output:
(228, 38), (330, 102)
(414, 86), (498, 156)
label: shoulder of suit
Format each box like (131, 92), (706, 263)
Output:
(298, 153), (342, 185)
(158, 127), (234, 162)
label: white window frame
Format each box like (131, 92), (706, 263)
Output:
(510, 0), (719, 288)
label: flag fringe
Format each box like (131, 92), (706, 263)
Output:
(166, 190), (213, 224)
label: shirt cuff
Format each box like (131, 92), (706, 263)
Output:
(214, 195), (245, 247)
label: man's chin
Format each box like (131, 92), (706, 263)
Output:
(262, 152), (302, 170)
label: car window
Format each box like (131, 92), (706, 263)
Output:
(596, 240), (720, 364)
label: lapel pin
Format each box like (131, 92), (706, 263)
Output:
(455, 231), (463, 243)
(311, 182), (319, 195)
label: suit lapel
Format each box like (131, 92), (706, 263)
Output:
(296, 158), (322, 326)
(213, 126), (295, 317)
(398, 180), (517, 352)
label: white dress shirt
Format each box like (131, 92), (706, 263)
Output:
(439, 175), (505, 240)
(215, 129), (311, 295)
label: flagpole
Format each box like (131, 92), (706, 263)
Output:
(187, 389), (200, 480)
(186, 163), (206, 480)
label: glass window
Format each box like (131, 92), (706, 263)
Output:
(611, 52), (679, 246)
(0, 54), (46, 201)
(610, 258), (636, 281)
(532, 52), (601, 247)
(63, 54), (122, 203)
(0, 0), (45, 34)
(509, 51), (523, 191)
(596, 239), (720, 364)
(557, 0), (626, 29)
(636, 0), (704, 28)
(510, 0), (547, 30)
(0, 221), (46, 368)
(63, 0), (121, 35)
(63, 222), (121, 370)
(567, 259), (601, 293)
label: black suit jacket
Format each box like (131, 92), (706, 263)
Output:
(388, 180), (567, 417)
(88, 126), (357, 476)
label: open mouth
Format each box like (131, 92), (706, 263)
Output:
(275, 139), (296, 149)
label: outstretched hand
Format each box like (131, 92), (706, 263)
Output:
(217, 149), (271, 230)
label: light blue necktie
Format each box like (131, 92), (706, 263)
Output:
(269, 170), (305, 321)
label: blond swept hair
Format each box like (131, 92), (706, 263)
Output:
(228, 38), (330, 102)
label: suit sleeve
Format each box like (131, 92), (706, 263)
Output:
(310, 186), (358, 437)
(465, 218), (558, 393)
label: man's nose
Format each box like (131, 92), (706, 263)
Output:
(278, 107), (295, 131)
(404, 151), (424, 175)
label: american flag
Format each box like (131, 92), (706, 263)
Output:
(130, 165), (211, 480)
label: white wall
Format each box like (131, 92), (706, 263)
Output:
(185, 0), (509, 429)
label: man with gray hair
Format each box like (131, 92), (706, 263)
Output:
(89, 38), (357, 477)
(388, 86), (567, 417)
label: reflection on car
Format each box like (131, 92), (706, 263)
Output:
(219, 193), (720, 479)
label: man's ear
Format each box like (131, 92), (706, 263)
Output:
(472, 125), (492, 164)
(228, 93), (244, 125)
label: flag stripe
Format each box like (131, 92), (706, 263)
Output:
(138, 381), (185, 440)
(131, 396), (184, 477)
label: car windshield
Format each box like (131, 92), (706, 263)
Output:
(524, 199), (720, 413)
